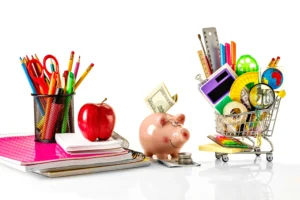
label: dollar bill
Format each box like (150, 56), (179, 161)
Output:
(144, 82), (178, 113)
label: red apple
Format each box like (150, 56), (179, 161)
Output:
(78, 98), (116, 141)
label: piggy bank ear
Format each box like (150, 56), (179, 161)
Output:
(175, 114), (185, 124)
(156, 115), (168, 127)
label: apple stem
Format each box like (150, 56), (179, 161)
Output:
(101, 98), (107, 104)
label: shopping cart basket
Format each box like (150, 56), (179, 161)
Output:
(213, 95), (281, 163)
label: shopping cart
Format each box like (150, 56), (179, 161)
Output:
(213, 95), (281, 163)
(196, 73), (282, 163)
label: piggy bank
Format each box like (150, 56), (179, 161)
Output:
(139, 113), (190, 159)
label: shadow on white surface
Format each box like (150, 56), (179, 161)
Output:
(198, 157), (300, 200)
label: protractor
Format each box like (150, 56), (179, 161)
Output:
(229, 72), (259, 102)
(235, 55), (259, 76)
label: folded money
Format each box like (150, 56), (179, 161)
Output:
(144, 82), (178, 113)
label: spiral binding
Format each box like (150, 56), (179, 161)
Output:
(124, 148), (146, 159)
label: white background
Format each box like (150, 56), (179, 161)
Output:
(0, 0), (299, 199)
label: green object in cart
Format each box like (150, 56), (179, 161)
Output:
(236, 55), (259, 77)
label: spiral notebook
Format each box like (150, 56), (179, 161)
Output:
(0, 132), (131, 172)
(36, 151), (151, 178)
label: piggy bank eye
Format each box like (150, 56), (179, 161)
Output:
(170, 120), (181, 127)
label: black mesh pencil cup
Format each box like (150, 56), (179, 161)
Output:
(32, 89), (75, 143)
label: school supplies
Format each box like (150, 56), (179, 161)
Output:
(195, 28), (285, 163)
(249, 83), (275, 109)
(220, 43), (226, 66)
(26, 55), (60, 95)
(202, 27), (221, 73)
(67, 51), (75, 72)
(198, 64), (237, 114)
(0, 132), (150, 177)
(55, 133), (123, 153)
(235, 55), (259, 76)
(231, 41), (236, 71)
(61, 72), (75, 133)
(197, 34), (212, 77)
(229, 72), (259, 102)
(74, 56), (81, 80)
(207, 134), (252, 149)
(36, 154), (150, 178)
(225, 43), (231, 67)
(74, 63), (94, 91)
(0, 134), (130, 172)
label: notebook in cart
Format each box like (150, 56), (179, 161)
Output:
(0, 134), (131, 172)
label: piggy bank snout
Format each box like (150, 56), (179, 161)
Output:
(180, 128), (190, 141)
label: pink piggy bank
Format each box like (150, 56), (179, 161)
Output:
(139, 113), (190, 159)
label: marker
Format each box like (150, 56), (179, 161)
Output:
(220, 43), (226, 66)
(74, 63), (94, 91)
(67, 51), (75, 72)
(61, 72), (75, 133)
(231, 41), (236, 71)
(225, 43), (231, 66)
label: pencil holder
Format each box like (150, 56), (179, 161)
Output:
(32, 91), (75, 143)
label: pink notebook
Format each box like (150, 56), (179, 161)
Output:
(0, 135), (128, 166)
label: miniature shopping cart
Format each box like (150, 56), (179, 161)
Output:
(211, 95), (281, 163)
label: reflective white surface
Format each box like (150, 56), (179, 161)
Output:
(1, 155), (300, 200)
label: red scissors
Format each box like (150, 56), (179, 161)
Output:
(27, 55), (60, 94)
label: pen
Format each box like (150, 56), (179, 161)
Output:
(67, 51), (75, 72)
(61, 72), (75, 133)
(74, 56), (81, 80)
(74, 63), (94, 91)
(20, 57), (45, 115)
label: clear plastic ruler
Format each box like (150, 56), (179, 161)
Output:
(202, 27), (221, 73)
(197, 50), (211, 78)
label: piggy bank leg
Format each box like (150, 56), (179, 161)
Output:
(171, 153), (179, 159)
(144, 152), (153, 158)
(156, 154), (168, 160)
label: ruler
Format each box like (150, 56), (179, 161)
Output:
(202, 27), (221, 73)
(197, 50), (211, 78)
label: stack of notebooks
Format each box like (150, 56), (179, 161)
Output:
(0, 132), (150, 177)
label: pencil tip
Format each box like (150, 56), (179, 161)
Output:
(90, 63), (94, 67)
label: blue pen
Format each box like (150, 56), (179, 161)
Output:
(20, 57), (45, 116)
(220, 44), (226, 66)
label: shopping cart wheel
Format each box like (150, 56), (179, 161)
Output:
(215, 153), (222, 159)
(254, 148), (261, 157)
(222, 155), (229, 162)
(266, 153), (273, 162)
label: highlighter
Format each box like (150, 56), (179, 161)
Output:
(44, 88), (64, 140)
(61, 72), (75, 133)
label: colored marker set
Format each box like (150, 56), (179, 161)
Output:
(20, 52), (94, 142)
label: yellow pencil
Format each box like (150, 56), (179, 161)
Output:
(68, 51), (75, 72)
(74, 63), (94, 91)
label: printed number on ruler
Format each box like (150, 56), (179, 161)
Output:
(202, 27), (221, 73)
(197, 50), (211, 78)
